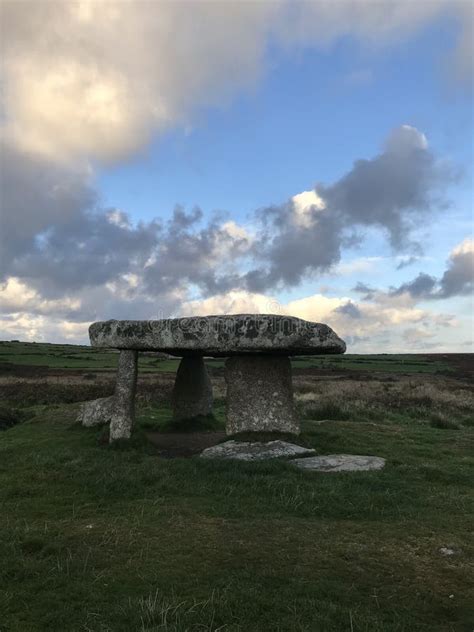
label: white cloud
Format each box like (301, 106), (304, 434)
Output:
(451, 237), (473, 257)
(1, 276), (463, 352)
(402, 327), (434, 344)
(1, 0), (278, 163)
(384, 124), (428, 153)
(0, 277), (81, 314)
(106, 210), (131, 229)
(1, 1), (469, 164)
(0, 313), (90, 343)
(183, 290), (275, 317)
(180, 288), (456, 352)
(291, 190), (326, 227)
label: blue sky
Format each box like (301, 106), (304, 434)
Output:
(97, 17), (470, 221)
(1, 1), (472, 351)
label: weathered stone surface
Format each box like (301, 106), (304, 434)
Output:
(200, 440), (316, 461)
(225, 355), (298, 435)
(77, 396), (116, 427)
(292, 454), (386, 472)
(109, 349), (138, 442)
(171, 356), (213, 420)
(89, 314), (346, 357)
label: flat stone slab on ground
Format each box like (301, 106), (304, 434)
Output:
(292, 454), (386, 472)
(89, 314), (346, 356)
(200, 440), (316, 461)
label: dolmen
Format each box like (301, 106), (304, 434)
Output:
(77, 314), (346, 442)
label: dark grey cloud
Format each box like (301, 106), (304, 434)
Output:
(0, 141), (249, 300)
(243, 203), (342, 292)
(352, 282), (376, 300)
(438, 244), (473, 298)
(390, 273), (438, 298)
(240, 125), (454, 292)
(364, 241), (473, 301)
(11, 213), (160, 298)
(334, 301), (362, 318)
(0, 140), (96, 271)
(143, 206), (249, 296)
(0, 125), (459, 318)
(316, 126), (453, 250)
(0, 140), (252, 309)
(396, 256), (419, 270)
(1, 142), (161, 299)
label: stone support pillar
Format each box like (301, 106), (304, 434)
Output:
(109, 349), (138, 441)
(171, 356), (213, 420)
(224, 355), (299, 435)
(78, 349), (138, 442)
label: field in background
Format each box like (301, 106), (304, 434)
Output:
(0, 340), (464, 375)
(0, 341), (473, 631)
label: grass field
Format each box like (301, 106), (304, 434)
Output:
(0, 343), (473, 631)
(0, 340), (457, 374)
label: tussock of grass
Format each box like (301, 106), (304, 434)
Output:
(429, 416), (460, 430)
(0, 404), (23, 430)
(121, 589), (236, 631)
(296, 377), (474, 426)
(302, 402), (352, 421)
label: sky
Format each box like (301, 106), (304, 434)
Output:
(0, 0), (473, 352)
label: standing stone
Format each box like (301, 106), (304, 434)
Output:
(77, 349), (138, 440)
(109, 349), (138, 442)
(171, 356), (213, 420)
(225, 355), (299, 435)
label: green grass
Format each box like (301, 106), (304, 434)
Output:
(292, 354), (453, 374)
(0, 341), (455, 374)
(0, 341), (181, 372)
(136, 402), (227, 433)
(1, 403), (473, 631)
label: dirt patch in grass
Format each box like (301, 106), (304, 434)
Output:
(146, 431), (226, 457)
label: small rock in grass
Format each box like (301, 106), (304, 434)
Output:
(439, 547), (455, 556)
(439, 547), (462, 556)
(292, 454), (386, 472)
(200, 440), (316, 461)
